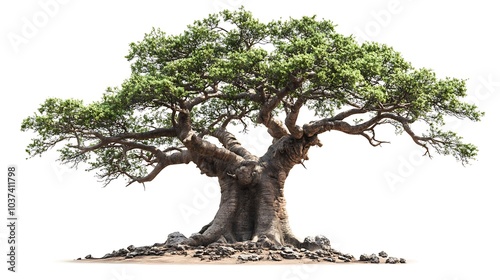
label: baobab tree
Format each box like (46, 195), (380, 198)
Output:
(22, 8), (482, 248)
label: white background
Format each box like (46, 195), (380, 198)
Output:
(1, 0), (499, 279)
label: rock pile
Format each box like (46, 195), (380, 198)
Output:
(359, 251), (406, 264)
(78, 232), (406, 264)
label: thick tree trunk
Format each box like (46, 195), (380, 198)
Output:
(185, 135), (321, 248)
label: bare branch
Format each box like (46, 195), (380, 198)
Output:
(211, 128), (258, 161)
(185, 92), (224, 109)
(284, 98), (304, 139)
(266, 118), (289, 140)
(256, 80), (303, 139)
(331, 108), (367, 121)
(177, 112), (244, 163)
(126, 150), (192, 186)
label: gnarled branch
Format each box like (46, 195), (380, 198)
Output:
(126, 149), (192, 186)
(177, 112), (244, 164)
(284, 98), (304, 139)
(211, 128), (258, 161)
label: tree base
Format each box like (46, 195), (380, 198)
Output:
(77, 232), (406, 264)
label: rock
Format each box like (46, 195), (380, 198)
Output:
(127, 245), (136, 251)
(315, 235), (331, 250)
(174, 244), (188, 251)
(268, 252), (283, 261)
(76, 258), (82, 261)
(337, 255), (351, 262)
(369, 254), (380, 264)
(117, 248), (129, 256)
(246, 242), (258, 250)
(323, 257), (336, 262)
(85, 254), (92, 259)
(148, 247), (163, 256)
(378, 251), (388, 258)
(165, 232), (188, 246)
(360, 254), (371, 261)
(315, 249), (327, 257)
(125, 253), (135, 259)
(217, 246), (236, 257)
(360, 253), (380, 263)
(133, 246), (150, 254)
(280, 248), (302, 260)
(238, 253), (262, 262)
(386, 257), (399, 264)
(208, 252), (221, 261)
(399, 258), (406, 264)
(302, 236), (321, 251)
(269, 244), (282, 250)
(102, 253), (114, 259)
(193, 249), (205, 258)
(343, 253), (354, 260)
(307, 253), (319, 260)
(282, 246), (294, 254)
(128, 251), (140, 257)
(301, 235), (331, 251)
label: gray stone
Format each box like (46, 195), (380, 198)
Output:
(125, 252), (135, 259)
(399, 258), (406, 264)
(307, 253), (319, 260)
(337, 255), (351, 262)
(369, 254), (380, 264)
(85, 254), (92, 259)
(102, 253), (113, 259)
(245, 242), (258, 250)
(315, 249), (326, 257)
(270, 244), (282, 250)
(282, 246), (294, 254)
(360, 253), (381, 263)
(165, 232), (188, 246)
(340, 253), (354, 261)
(386, 257), (399, 264)
(117, 248), (129, 256)
(208, 252), (221, 261)
(268, 252), (283, 261)
(174, 244), (188, 251)
(323, 257), (335, 262)
(280, 249), (302, 260)
(378, 251), (388, 258)
(302, 236), (321, 251)
(238, 253), (262, 261)
(193, 249), (205, 258)
(315, 235), (331, 250)
(217, 246), (236, 257)
(301, 235), (332, 251)
(129, 251), (140, 257)
(360, 254), (371, 261)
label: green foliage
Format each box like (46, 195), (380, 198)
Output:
(22, 7), (483, 179)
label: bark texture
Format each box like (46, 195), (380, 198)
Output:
(185, 135), (321, 247)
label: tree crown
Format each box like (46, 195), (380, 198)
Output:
(22, 8), (483, 186)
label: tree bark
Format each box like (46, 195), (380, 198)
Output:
(185, 135), (321, 248)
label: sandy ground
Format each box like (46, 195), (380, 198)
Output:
(76, 255), (346, 265)
(73, 248), (404, 265)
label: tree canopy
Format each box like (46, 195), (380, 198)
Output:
(22, 8), (483, 187)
